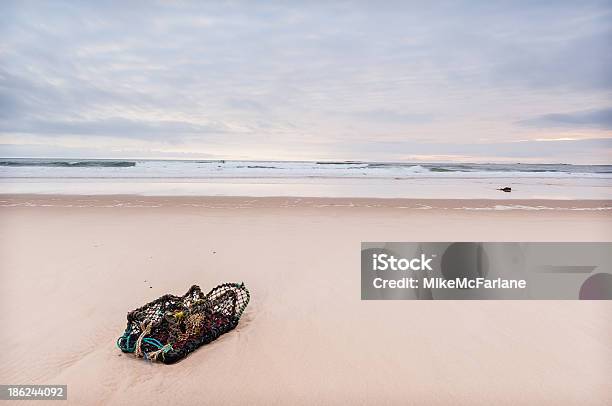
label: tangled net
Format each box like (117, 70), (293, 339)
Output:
(116, 283), (250, 364)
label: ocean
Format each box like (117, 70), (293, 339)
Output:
(1, 158), (611, 177)
(1, 158), (611, 199)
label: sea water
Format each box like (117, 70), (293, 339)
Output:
(1, 158), (611, 199)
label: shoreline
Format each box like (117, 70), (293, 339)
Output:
(3, 175), (612, 200)
(2, 194), (612, 210)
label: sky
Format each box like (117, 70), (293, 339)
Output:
(0, 1), (611, 163)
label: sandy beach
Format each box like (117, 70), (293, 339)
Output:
(0, 195), (611, 405)
(3, 0), (611, 403)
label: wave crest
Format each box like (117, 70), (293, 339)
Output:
(0, 160), (136, 168)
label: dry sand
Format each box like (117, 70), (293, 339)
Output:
(0, 195), (611, 405)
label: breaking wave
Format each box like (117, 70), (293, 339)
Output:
(0, 160), (136, 168)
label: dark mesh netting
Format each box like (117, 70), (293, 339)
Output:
(116, 283), (250, 364)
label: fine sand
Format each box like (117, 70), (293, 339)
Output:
(0, 195), (611, 405)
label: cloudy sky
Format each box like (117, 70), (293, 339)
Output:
(1, 1), (611, 163)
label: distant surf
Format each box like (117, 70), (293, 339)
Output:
(1, 158), (610, 178)
(1, 158), (611, 199)
(0, 159), (136, 168)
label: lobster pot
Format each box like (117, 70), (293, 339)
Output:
(117, 283), (250, 364)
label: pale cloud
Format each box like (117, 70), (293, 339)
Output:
(520, 107), (612, 130)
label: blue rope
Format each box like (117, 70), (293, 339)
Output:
(147, 337), (164, 347)
(143, 337), (164, 349)
(116, 329), (136, 352)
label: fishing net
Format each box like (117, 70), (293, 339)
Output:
(116, 283), (250, 364)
